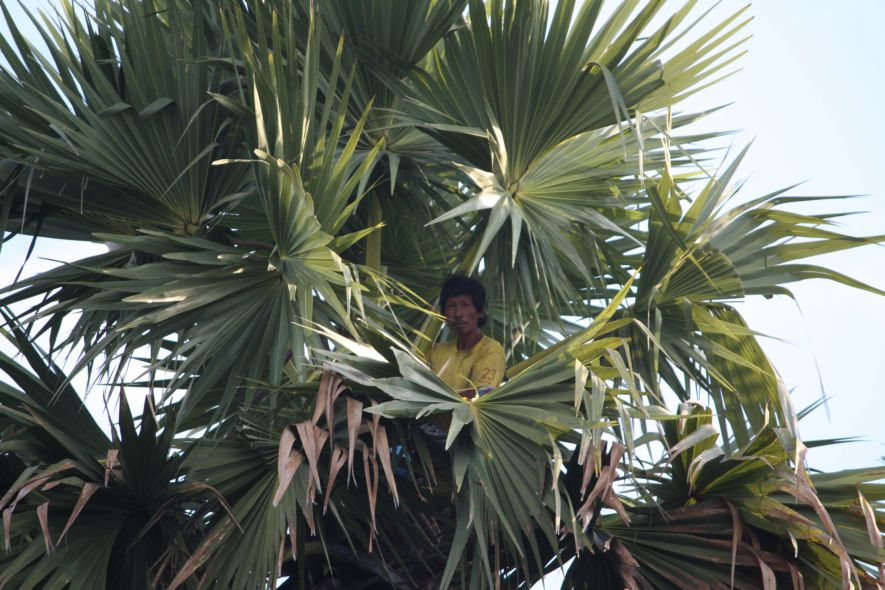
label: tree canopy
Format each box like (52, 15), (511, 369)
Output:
(0, 1), (883, 588)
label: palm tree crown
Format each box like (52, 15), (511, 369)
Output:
(0, 1), (882, 588)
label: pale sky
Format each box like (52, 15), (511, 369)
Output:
(1, 0), (882, 535)
(678, 1), (885, 471)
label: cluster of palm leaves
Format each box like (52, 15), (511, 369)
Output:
(0, 0), (882, 588)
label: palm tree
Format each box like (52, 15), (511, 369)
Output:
(0, 0), (882, 588)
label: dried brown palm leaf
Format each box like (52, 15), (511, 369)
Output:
(362, 447), (380, 546)
(602, 488), (630, 526)
(787, 562), (805, 590)
(37, 502), (52, 553)
(781, 472), (857, 589)
(368, 401), (381, 453)
(858, 491), (885, 585)
(311, 376), (332, 426)
(346, 397), (364, 483)
(611, 539), (650, 590)
(296, 421), (329, 494)
(747, 546), (777, 590)
(273, 452), (305, 508)
(287, 517), (298, 560)
(57, 482), (99, 543)
(104, 449), (119, 487)
(3, 508), (11, 551)
(579, 440), (597, 497)
(1, 459), (74, 510)
(578, 443), (626, 528)
(323, 446), (347, 514)
(726, 500), (743, 590)
(372, 425), (399, 507)
(168, 520), (236, 590)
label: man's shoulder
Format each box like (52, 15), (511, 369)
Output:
(478, 335), (505, 356)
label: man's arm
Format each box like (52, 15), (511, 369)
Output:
(464, 340), (505, 397)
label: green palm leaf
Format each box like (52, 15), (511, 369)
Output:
(0, 0), (246, 237)
(0, 2), (882, 589)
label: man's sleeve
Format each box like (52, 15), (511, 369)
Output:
(471, 341), (505, 388)
(427, 345), (437, 371)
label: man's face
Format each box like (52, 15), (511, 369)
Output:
(443, 294), (483, 335)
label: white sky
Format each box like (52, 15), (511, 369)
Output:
(677, 1), (885, 471)
(0, 3), (882, 581)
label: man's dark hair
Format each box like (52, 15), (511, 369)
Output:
(439, 274), (488, 327)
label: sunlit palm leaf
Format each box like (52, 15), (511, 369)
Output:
(624, 153), (884, 449)
(0, 2), (882, 589)
(410, 0), (748, 349)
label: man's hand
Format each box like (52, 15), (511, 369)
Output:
(458, 386), (493, 400)
(457, 388), (476, 400)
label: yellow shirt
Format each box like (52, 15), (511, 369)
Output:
(428, 335), (505, 392)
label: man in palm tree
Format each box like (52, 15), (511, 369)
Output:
(429, 275), (506, 398)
